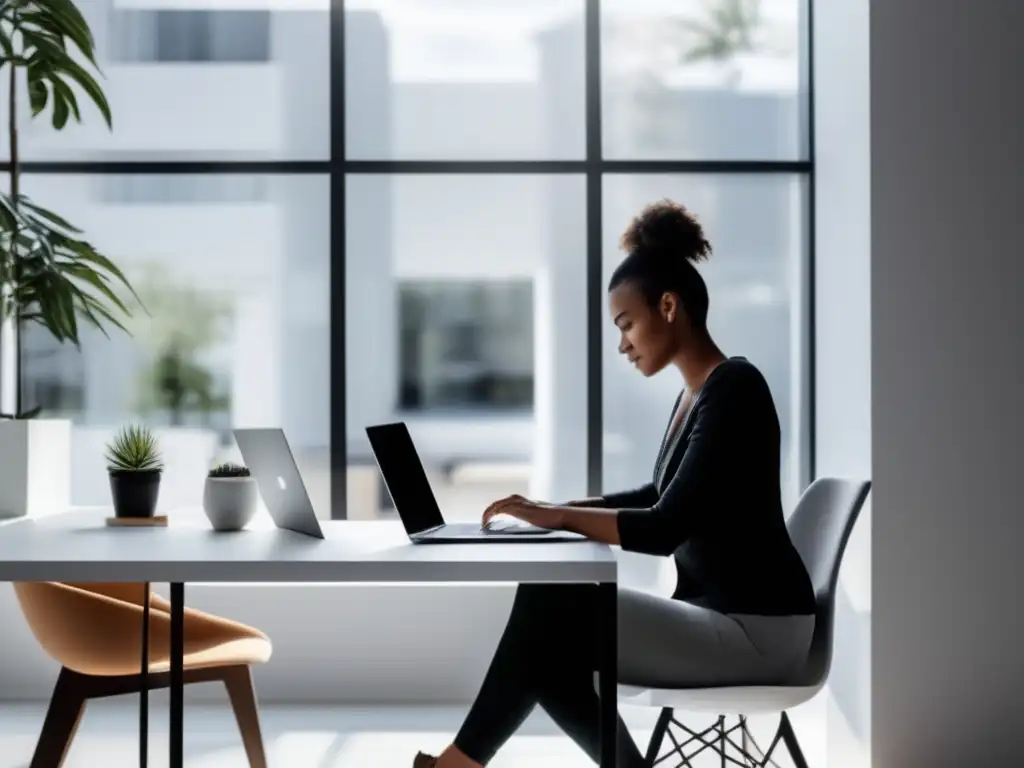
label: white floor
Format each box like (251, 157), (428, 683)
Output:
(0, 698), (825, 767)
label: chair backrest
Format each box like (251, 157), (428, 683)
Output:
(786, 477), (872, 687)
(13, 582), (151, 675)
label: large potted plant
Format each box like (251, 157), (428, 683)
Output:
(0, 1), (137, 518)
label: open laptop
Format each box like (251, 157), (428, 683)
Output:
(233, 428), (325, 539)
(365, 422), (584, 544)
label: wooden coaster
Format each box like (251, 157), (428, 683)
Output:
(105, 515), (168, 527)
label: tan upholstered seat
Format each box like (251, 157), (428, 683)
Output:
(13, 581), (272, 768)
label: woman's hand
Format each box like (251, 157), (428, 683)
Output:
(482, 495), (623, 545)
(482, 494), (564, 530)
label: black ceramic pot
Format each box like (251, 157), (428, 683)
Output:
(108, 469), (162, 518)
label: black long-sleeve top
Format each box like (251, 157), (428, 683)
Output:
(606, 357), (816, 617)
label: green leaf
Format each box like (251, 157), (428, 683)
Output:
(28, 78), (49, 117)
(0, 196), (19, 230)
(51, 87), (70, 129)
(1, 183), (135, 351)
(72, 247), (137, 295)
(76, 294), (127, 337)
(105, 423), (164, 471)
(55, 280), (78, 344)
(19, 10), (73, 56)
(23, 230), (58, 264)
(23, 33), (112, 129)
(63, 262), (132, 317)
(50, 75), (81, 123)
(85, 298), (129, 337)
(0, 26), (14, 59)
(56, 63), (111, 129)
(20, 28), (61, 58)
(38, 0), (100, 69)
(18, 196), (82, 233)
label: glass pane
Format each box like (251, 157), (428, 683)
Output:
(602, 0), (807, 160)
(603, 174), (806, 590)
(19, 175), (331, 518)
(346, 174), (587, 521)
(345, 1), (585, 160)
(1, 1), (329, 160)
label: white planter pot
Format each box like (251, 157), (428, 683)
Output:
(202, 477), (258, 532)
(0, 418), (71, 519)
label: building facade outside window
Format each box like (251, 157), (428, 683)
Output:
(110, 10), (272, 63)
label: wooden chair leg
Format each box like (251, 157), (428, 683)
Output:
(30, 668), (88, 768)
(223, 665), (268, 768)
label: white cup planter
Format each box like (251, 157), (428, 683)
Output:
(203, 471), (258, 532)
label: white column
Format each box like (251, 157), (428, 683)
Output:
(271, 8), (330, 450)
(814, 1), (872, 766)
(530, 231), (587, 503)
(532, 19), (587, 504)
(231, 291), (281, 428)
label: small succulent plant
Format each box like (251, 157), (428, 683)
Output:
(208, 462), (251, 478)
(105, 424), (164, 472)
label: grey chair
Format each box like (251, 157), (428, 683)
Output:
(618, 477), (872, 768)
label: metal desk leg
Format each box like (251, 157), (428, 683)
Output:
(598, 581), (618, 767)
(169, 582), (185, 768)
(140, 583), (150, 768)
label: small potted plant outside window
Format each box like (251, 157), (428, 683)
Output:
(203, 463), (258, 532)
(105, 425), (164, 519)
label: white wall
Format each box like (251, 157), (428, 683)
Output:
(812, 1), (872, 766)
(870, 2), (1024, 765)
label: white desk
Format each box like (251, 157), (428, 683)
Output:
(0, 510), (620, 767)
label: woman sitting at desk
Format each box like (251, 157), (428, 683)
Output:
(414, 200), (816, 768)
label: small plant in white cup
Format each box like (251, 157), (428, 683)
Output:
(203, 462), (258, 532)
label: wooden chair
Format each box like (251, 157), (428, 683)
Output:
(13, 582), (273, 768)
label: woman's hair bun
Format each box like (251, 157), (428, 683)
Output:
(619, 199), (712, 264)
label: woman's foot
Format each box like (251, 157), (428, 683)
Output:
(430, 745), (483, 768)
(412, 752), (437, 768)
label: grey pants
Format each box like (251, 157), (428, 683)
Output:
(454, 583), (814, 767)
(617, 587), (816, 688)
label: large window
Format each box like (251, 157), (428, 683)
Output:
(0, 4), (329, 160)
(344, 1), (585, 160)
(17, 174), (331, 517)
(7, 0), (813, 591)
(601, 0), (806, 160)
(344, 173), (588, 521)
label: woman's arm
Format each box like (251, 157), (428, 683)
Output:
(561, 497), (606, 508)
(543, 485), (660, 542)
(550, 505), (623, 545)
(561, 483), (658, 509)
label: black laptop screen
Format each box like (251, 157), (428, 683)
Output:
(365, 422), (445, 535)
